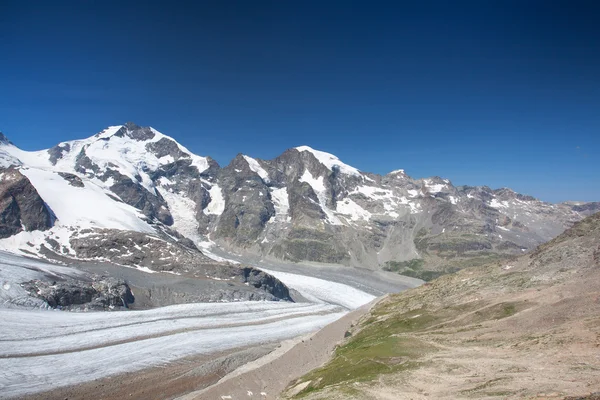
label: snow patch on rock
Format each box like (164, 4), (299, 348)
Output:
(20, 168), (154, 233)
(243, 155), (270, 183)
(204, 185), (225, 216)
(299, 170), (342, 225)
(295, 146), (360, 176)
(336, 198), (371, 222)
(157, 188), (202, 242)
(270, 187), (291, 223)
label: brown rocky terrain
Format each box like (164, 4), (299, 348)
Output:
(281, 212), (600, 399)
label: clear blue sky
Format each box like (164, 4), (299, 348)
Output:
(1, 1), (598, 203)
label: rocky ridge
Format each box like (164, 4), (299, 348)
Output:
(0, 124), (598, 279)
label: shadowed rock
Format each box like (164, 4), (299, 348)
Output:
(0, 168), (54, 238)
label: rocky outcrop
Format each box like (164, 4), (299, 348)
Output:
(22, 276), (134, 311)
(58, 172), (84, 187)
(108, 172), (174, 225)
(48, 143), (71, 165)
(68, 228), (292, 301)
(0, 168), (54, 238)
(241, 267), (291, 301)
(213, 154), (275, 245)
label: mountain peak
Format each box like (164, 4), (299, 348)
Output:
(93, 123), (159, 142)
(124, 121), (142, 131)
(294, 145), (360, 176)
(122, 123), (157, 141)
(95, 125), (125, 139)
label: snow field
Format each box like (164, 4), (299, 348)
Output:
(0, 311), (345, 398)
(0, 250), (376, 398)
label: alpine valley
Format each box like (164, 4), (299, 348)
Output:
(1, 123), (598, 400)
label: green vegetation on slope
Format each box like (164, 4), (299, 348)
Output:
(285, 212), (600, 399)
(291, 309), (437, 397)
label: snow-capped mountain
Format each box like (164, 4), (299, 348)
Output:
(1, 123), (597, 277)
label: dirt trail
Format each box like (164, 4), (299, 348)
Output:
(183, 298), (382, 400)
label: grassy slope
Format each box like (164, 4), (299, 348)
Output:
(284, 213), (600, 399)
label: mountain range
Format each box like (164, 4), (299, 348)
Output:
(1, 122), (598, 279)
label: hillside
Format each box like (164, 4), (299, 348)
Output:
(282, 212), (600, 399)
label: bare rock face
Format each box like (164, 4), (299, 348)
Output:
(22, 276), (135, 311)
(108, 172), (174, 226)
(47, 143), (71, 165)
(241, 267), (291, 301)
(0, 168), (54, 238)
(68, 229), (292, 301)
(213, 154), (275, 245)
(58, 172), (84, 187)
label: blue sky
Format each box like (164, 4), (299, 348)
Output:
(1, 1), (598, 203)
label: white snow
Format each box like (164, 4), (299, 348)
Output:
(0, 303), (344, 398)
(96, 125), (124, 139)
(423, 179), (447, 193)
(407, 189), (419, 197)
(0, 250), (378, 398)
(299, 170), (342, 225)
(1, 125), (211, 196)
(389, 169), (405, 175)
(0, 251), (86, 308)
(204, 184), (225, 216)
(158, 154), (175, 164)
(354, 185), (394, 200)
(397, 196), (421, 213)
(427, 184), (445, 192)
(194, 242), (376, 310)
(336, 198), (371, 222)
(158, 188), (202, 242)
(0, 164), (155, 259)
(295, 146), (360, 176)
(20, 168), (154, 233)
(0, 147), (22, 168)
(189, 154), (210, 175)
(243, 155), (270, 183)
(269, 187), (291, 223)
(347, 186), (422, 215)
(0, 302), (340, 353)
(490, 198), (509, 209)
(352, 185), (418, 214)
(257, 267), (375, 310)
